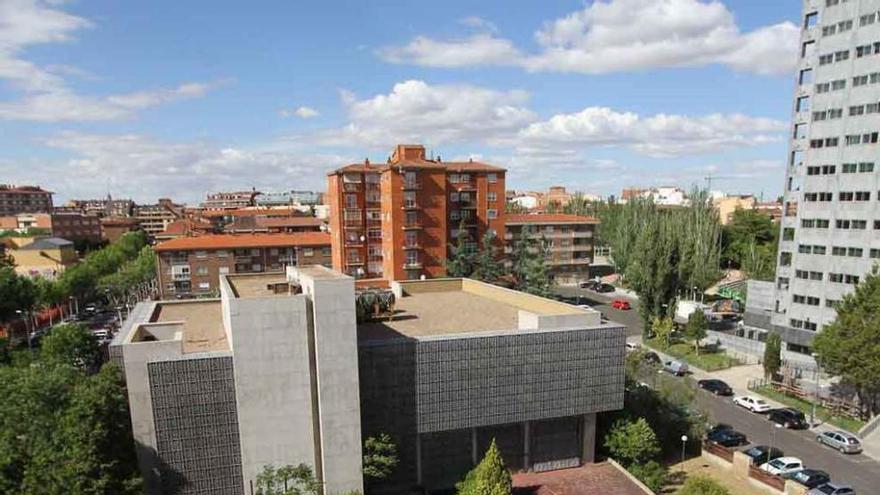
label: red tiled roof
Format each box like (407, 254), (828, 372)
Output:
(512, 463), (651, 495)
(200, 207), (304, 218)
(505, 214), (599, 225)
(155, 232), (330, 251)
(329, 159), (505, 175)
(157, 219), (213, 237)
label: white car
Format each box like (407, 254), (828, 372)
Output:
(734, 395), (772, 413)
(760, 456), (804, 476)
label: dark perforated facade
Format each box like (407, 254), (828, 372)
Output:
(148, 357), (244, 494)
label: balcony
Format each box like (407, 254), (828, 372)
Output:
(456, 182), (476, 191)
(403, 222), (423, 230)
(346, 259), (365, 266)
(172, 272), (191, 281)
(343, 183), (361, 192)
(345, 239), (364, 247)
(403, 201), (420, 210)
(546, 258), (591, 266)
(404, 243), (421, 250)
(402, 181), (421, 190)
(403, 261), (423, 270)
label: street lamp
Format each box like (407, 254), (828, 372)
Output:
(680, 435), (688, 466)
(15, 309), (31, 349)
(768, 423), (782, 465)
(811, 353), (821, 427)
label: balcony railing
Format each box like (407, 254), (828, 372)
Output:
(346, 259), (364, 266)
(172, 272), (191, 281)
(343, 183), (361, 192)
(403, 261), (423, 269)
(404, 243), (421, 249)
(403, 222), (423, 229)
(403, 202), (420, 209)
(402, 181), (421, 190)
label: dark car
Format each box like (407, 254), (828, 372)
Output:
(743, 445), (785, 465)
(595, 283), (616, 293)
(783, 469), (831, 489)
(697, 379), (733, 396)
(707, 423), (733, 436)
(707, 427), (748, 447)
(768, 408), (809, 429)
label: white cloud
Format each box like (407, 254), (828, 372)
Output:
(379, 0), (800, 76)
(517, 107), (786, 157)
(459, 16), (498, 34)
(280, 106), (320, 119)
(31, 131), (345, 203)
(305, 80), (536, 147)
(0, 1), (215, 121)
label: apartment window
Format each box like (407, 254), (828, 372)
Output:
(252, 264), (262, 272)
(801, 219), (815, 228)
(835, 49), (850, 61)
(783, 227), (795, 241)
(195, 250), (207, 259)
(832, 246), (847, 256)
(856, 191), (871, 201)
(812, 110), (826, 122)
(405, 231), (418, 247)
(829, 109), (843, 119)
(404, 191), (417, 208)
(805, 11), (819, 28)
(830, 273), (844, 283)
(460, 192), (471, 203)
(848, 247), (864, 257)
(791, 150), (804, 166)
(875, 220), (880, 230)
(198, 282), (210, 290)
(871, 248), (880, 258)
(799, 244), (813, 254)
(405, 211), (418, 226)
(854, 75), (869, 87)
(345, 194), (358, 208)
(802, 40), (816, 58)
(799, 69), (813, 86)
(487, 173), (497, 183)
(862, 12), (877, 26)
(196, 266), (208, 276)
(303, 248), (314, 257)
(251, 249), (260, 256)
(846, 275), (860, 284)
(406, 250), (419, 266)
(460, 174), (471, 183)
(368, 229), (382, 240)
(836, 219), (851, 229)
(815, 245), (827, 255)
(269, 248), (278, 256)
(826, 299), (839, 308)
(780, 252), (792, 266)
(449, 173), (460, 183)
(487, 192), (497, 202)
(450, 192), (459, 202)
(793, 123), (807, 139)
(869, 103), (880, 114)
(487, 209), (498, 220)
(850, 105), (866, 116)
(842, 163), (858, 173)
(450, 210), (460, 220)
(217, 250), (229, 258)
(852, 220), (867, 229)
(839, 191), (854, 201)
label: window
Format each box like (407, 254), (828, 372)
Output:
(195, 250), (207, 259)
(848, 247), (864, 257)
(829, 109), (843, 119)
(487, 209), (498, 219)
(791, 150), (804, 166)
(871, 249), (880, 258)
(850, 105), (865, 116)
(802, 40), (816, 58)
(863, 12), (877, 26)
(450, 210), (460, 220)
(799, 69), (813, 85)
(812, 110), (826, 122)
(487, 173), (497, 183)
(450, 192), (459, 202)
(793, 123), (807, 139)
(814, 245), (827, 255)
(198, 282), (210, 290)
(404, 191), (417, 208)
(842, 163), (858, 173)
(487, 192), (497, 202)
(302, 248), (314, 257)
(856, 191), (871, 201)
(801, 219), (815, 228)
(196, 266), (208, 276)
(832, 246), (847, 256)
(840, 191), (854, 201)
(854, 75), (869, 87)
(783, 228), (795, 241)
(217, 250), (229, 258)
(826, 298), (839, 308)
(805, 11), (819, 28)
(460, 174), (470, 183)
(852, 220), (867, 229)
(780, 252), (792, 266)
(449, 173), (460, 183)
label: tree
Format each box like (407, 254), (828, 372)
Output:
(763, 332), (782, 380)
(447, 222), (474, 278)
(255, 464), (319, 495)
(813, 266), (880, 417)
(363, 434), (398, 481)
(509, 233), (551, 297)
(604, 418), (660, 465)
(678, 475), (730, 495)
(651, 316), (675, 348)
(0, 267), (37, 322)
(455, 439), (511, 495)
(721, 208), (776, 272)
(627, 461), (667, 492)
(471, 232), (505, 284)
(41, 324), (101, 370)
(684, 310), (708, 355)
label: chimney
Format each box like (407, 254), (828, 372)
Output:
(365, 158), (370, 166)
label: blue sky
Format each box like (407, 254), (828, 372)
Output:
(0, 0), (802, 203)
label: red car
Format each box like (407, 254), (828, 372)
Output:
(611, 299), (631, 310)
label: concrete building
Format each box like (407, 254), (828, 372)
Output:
(64, 196), (136, 218)
(255, 190), (323, 207)
(0, 185), (53, 215)
(764, 0), (880, 354)
(154, 233), (332, 298)
(110, 267), (363, 495)
(505, 214), (598, 285)
(327, 144), (506, 281)
(202, 190), (260, 210)
(620, 186), (686, 206)
(112, 268), (626, 494)
(134, 199), (184, 236)
(713, 195), (758, 225)
(4, 237), (77, 278)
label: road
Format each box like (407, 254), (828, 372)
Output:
(696, 388), (880, 492)
(553, 285), (880, 491)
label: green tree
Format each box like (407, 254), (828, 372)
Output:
(627, 461), (667, 492)
(721, 208), (776, 271)
(363, 434), (398, 481)
(41, 324), (101, 370)
(455, 439), (511, 495)
(509, 233), (551, 297)
(0, 266), (37, 322)
(255, 464), (319, 495)
(651, 316), (675, 348)
(604, 418), (660, 465)
(813, 266), (880, 417)
(684, 310), (708, 355)
(677, 475), (730, 495)
(471, 232), (505, 284)
(447, 222), (474, 278)
(763, 332), (782, 380)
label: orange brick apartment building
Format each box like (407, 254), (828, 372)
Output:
(154, 232), (331, 298)
(327, 144), (506, 280)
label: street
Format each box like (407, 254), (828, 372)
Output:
(555, 284), (880, 493)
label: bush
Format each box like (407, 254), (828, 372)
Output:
(605, 418), (660, 465)
(678, 475), (730, 495)
(627, 461), (667, 492)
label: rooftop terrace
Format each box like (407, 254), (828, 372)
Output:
(147, 300), (227, 353)
(226, 272), (296, 298)
(357, 278), (602, 341)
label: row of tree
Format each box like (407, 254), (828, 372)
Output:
(447, 230), (552, 297)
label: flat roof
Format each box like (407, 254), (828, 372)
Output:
(226, 272), (293, 298)
(152, 300), (227, 353)
(358, 278), (594, 341)
(154, 232), (330, 251)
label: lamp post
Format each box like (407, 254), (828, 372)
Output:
(680, 435), (688, 466)
(811, 353), (821, 427)
(15, 309), (31, 349)
(768, 423), (782, 465)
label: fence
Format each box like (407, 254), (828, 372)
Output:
(749, 378), (863, 422)
(702, 440), (733, 462)
(748, 465), (785, 491)
(706, 329), (819, 374)
(702, 440), (790, 494)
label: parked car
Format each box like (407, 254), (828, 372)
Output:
(768, 408), (808, 429)
(579, 280), (599, 290)
(733, 395), (772, 413)
(625, 342), (640, 352)
(817, 430), (863, 454)
(759, 456), (804, 476)
(783, 469), (831, 489)
(743, 445), (784, 465)
(643, 351), (661, 365)
(663, 360), (689, 376)
(595, 283), (615, 293)
(706, 423), (733, 436)
(697, 378), (733, 396)
(807, 483), (855, 495)
(611, 299), (631, 310)
(706, 427), (748, 447)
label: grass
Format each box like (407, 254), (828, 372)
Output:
(754, 385), (865, 433)
(645, 338), (740, 372)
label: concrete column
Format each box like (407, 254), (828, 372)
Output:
(581, 413), (596, 464)
(471, 427), (478, 465)
(523, 421), (531, 470)
(416, 434), (422, 486)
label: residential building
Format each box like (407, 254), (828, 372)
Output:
(620, 186), (687, 206)
(100, 217), (141, 243)
(0, 185), (53, 215)
(765, 0), (880, 354)
(327, 144), (506, 281)
(755, 201), (784, 223)
(223, 215), (324, 234)
(154, 218), (215, 242)
(49, 211), (103, 245)
(110, 267), (363, 495)
(111, 268), (626, 495)
(153, 232), (331, 298)
(202, 190), (260, 210)
(509, 193), (541, 210)
(4, 237), (77, 278)
(134, 198), (184, 236)
(255, 190), (323, 207)
(544, 186), (573, 209)
(64, 196), (135, 218)
(713, 195), (758, 225)
(505, 214), (598, 285)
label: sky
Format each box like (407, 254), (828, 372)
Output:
(0, 0), (802, 204)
